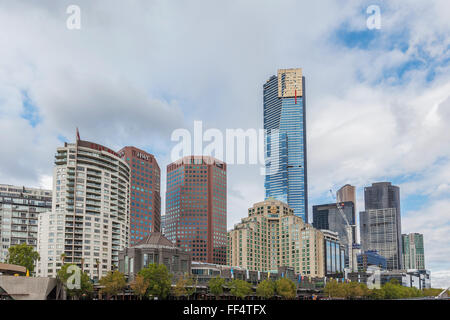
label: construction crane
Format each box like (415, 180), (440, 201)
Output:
(329, 190), (355, 272)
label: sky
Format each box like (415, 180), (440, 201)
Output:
(0, 0), (449, 288)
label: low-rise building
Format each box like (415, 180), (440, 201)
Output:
(118, 232), (191, 281)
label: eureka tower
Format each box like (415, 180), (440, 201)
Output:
(263, 68), (308, 222)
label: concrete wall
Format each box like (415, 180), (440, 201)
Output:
(0, 276), (57, 300)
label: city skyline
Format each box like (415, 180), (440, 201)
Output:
(0, 1), (449, 288)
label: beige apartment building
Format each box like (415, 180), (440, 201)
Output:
(227, 198), (325, 277)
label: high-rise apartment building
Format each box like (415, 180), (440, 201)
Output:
(402, 233), (425, 270)
(37, 136), (130, 280)
(361, 182), (402, 270)
(165, 156), (226, 264)
(0, 184), (51, 263)
(312, 201), (356, 266)
(263, 68), (308, 221)
(227, 199), (325, 277)
(118, 147), (161, 245)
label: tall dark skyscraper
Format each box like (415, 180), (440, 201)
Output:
(263, 68), (308, 222)
(165, 156), (227, 264)
(360, 182), (403, 270)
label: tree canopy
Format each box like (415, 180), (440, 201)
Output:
(99, 270), (127, 299)
(256, 279), (275, 299)
(228, 279), (252, 299)
(130, 274), (149, 299)
(324, 278), (437, 300)
(208, 276), (225, 297)
(275, 278), (296, 299)
(7, 243), (40, 273)
(138, 263), (172, 299)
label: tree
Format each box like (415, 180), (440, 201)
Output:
(7, 243), (40, 273)
(99, 270), (127, 300)
(130, 274), (149, 300)
(256, 279), (275, 299)
(185, 274), (198, 299)
(138, 263), (172, 299)
(173, 276), (188, 298)
(229, 279), (252, 299)
(208, 276), (225, 298)
(275, 278), (296, 299)
(369, 288), (385, 300)
(324, 279), (346, 298)
(57, 263), (93, 299)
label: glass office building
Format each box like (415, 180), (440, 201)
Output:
(402, 233), (425, 270)
(263, 68), (308, 222)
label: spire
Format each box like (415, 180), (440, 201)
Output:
(76, 127), (81, 141)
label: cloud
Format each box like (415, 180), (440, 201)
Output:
(0, 0), (450, 277)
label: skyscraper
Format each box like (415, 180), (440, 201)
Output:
(0, 184), (52, 263)
(37, 135), (130, 280)
(165, 156), (226, 264)
(337, 184), (356, 206)
(263, 68), (308, 221)
(360, 182), (403, 270)
(118, 147), (161, 245)
(402, 233), (425, 270)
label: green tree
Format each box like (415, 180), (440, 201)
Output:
(256, 279), (275, 299)
(345, 281), (366, 299)
(99, 270), (127, 300)
(138, 263), (172, 299)
(229, 279), (252, 299)
(208, 276), (225, 298)
(185, 274), (198, 299)
(382, 279), (403, 299)
(57, 264), (93, 299)
(369, 288), (385, 300)
(324, 279), (345, 298)
(275, 278), (296, 299)
(130, 274), (149, 300)
(173, 276), (187, 298)
(7, 243), (40, 273)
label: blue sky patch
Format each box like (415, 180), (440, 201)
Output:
(21, 90), (41, 127)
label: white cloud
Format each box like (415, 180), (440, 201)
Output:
(0, 0), (449, 277)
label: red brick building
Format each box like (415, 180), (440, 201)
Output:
(118, 147), (161, 245)
(165, 156), (226, 264)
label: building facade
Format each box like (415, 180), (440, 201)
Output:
(322, 230), (346, 277)
(37, 137), (130, 280)
(0, 185), (51, 263)
(118, 232), (191, 281)
(402, 233), (425, 270)
(312, 201), (356, 267)
(227, 199), (324, 277)
(165, 156), (226, 264)
(357, 250), (387, 271)
(263, 68), (308, 221)
(336, 184), (356, 206)
(118, 147), (161, 245)
(362, 182), (402, 269)
(360, 208), (401, 270)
